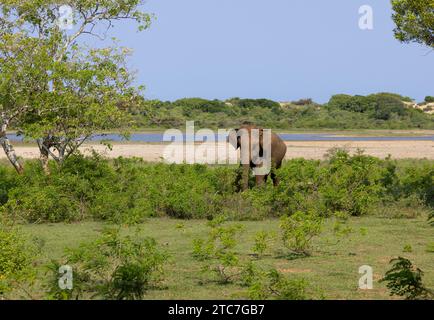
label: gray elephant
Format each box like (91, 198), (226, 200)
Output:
(228, 125), (287, 190)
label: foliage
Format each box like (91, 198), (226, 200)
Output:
(0, 0), (153, 171)
(45, 227), (167, 300)
(0, 226), (36, 296)
(279, 211), (323, 256)
(320, 149), (390, 216)
(391, 0), (434, 47)
(327, 93), (409, 121)
(192, 215), (244, 283)
(130, 93), (434, 130)
(242, 266), (308, 300)
(399, 162), (434, 207)
(252, 231), (274, 257)
(0, 151), (433, 223)
(380, 257), (434, 300)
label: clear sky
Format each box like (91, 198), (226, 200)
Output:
(98, 0), (433, 103)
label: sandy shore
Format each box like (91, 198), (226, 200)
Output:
(2, 140), (433, 161)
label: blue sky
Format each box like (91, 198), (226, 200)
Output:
(95, 0), (433, 103)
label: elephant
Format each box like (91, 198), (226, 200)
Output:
(228, 125), (287, 191)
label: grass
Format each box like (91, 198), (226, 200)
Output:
(16, 215), (434, 300)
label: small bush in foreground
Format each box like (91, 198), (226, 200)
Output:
(0, 227), (36, 296)
(280, 211), (323, 256)
(251, 231), (275, 258)
(192, 215), (244, 283)
(46, 228), (167, 300)
(241, 264), (309, 300)
(380, 257), (434, 300)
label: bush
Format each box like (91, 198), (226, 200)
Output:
(291, 98), (314, 106)
(5, 185), (82, 223)
(399, 163), (434, 207)
(243, 266), (309, 300)
(319, 149), (388, 216)
(192, 215), (244, 283)
(251, 231), (275, 257)
(0, 226), (36, 296)
(280, 211), (323, 256)
(380, 257), (434, 300)
(0, 151), (432, 223)
(173, 98), (228, 114)
(372, 94), (406, 120)
(226, 98), (281, 110)
(45, 227), (167, 300)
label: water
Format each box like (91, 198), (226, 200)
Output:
(8, 132), (434, 142)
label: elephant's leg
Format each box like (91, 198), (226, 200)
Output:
(235, 164), (243, 191)
(241, 163), (250, 191)
(271, 171), (280, 186)
(271, 162), (282, 186)
(255, 174), (266, 187)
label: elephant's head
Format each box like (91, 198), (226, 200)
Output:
(228, 128), (241, 149)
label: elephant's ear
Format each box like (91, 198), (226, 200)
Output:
(228, 129), (240, 149)
(258, 128), (264, 149)
(258, 128), (271, 158)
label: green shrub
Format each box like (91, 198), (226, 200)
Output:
(5, 185), (82, 223)
(173, 98), (228, 113)
(399, 163), (434, 207)
(192, 215), (244, 283)
(0, 166), (15, 206)
(252, 231), (274, 257)
(245, 268), (308, 300)
(46, 227), (167, 300)
(0, 226), (36, 296)
(320, 149), (387, 216)
(380, 257), (434, 300)
(0, 152), (432, 223)
(280, 211), (323, 256)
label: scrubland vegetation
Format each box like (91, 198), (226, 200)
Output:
(1, 149), (433, 300)
(1, 149), (433, 223)
(0, 0), (433, 301)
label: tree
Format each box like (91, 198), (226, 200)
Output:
(0, 1), (153, 173)
(0, 34), (46, 173)
(391, 0), (434, 48)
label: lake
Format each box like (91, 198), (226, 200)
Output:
(8, 132), (434, 142)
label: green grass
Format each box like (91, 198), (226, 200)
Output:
(16, 215), (434, 300)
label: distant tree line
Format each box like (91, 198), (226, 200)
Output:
(128, 93), (434, 130)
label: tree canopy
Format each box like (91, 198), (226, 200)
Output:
(391, 0), (434, 48)
(0, 0), (152, 173)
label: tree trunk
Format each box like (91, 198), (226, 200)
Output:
(0, 118), (24, 174)
(37, 138), (52, 175)
(39, 146), (50, 175)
